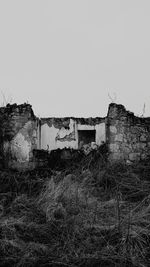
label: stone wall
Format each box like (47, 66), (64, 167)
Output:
(1, 102), (150, 170)
(0, 103), (39, 170)
(107, 103), (150, 163)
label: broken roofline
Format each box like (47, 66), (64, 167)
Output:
(107, 103), (150, 123)
(40, 117), (106, 128)
(1, 101), (150, 137)
(1, 102), (150, 122)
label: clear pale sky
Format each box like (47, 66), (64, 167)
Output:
(0, 0), (150, 117)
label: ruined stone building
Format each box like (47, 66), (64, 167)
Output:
(0, 102), (150, 170)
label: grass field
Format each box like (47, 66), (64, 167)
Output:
(0, 149), (150, 267)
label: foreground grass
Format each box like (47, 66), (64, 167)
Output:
(1, 153), (150, 266)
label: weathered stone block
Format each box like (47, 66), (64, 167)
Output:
(130, 135), (138, 143)
(109, 152), (124, 161)
(115, 134), (123, 142)
(110, 126), (117, 134)
(141, 154), (147, 160)
(109, 143), (120, 153)
(140, 143), (147, 149)
(129, 153), (140, 161)
(140, 134), (147, 142)
(132, 143), (145, 151)
(120, 116), (127, 121)
(120, 145), (131, 154)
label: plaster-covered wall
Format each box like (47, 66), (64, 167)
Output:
(40, 117), (106, 151)
(107, 103), (150, 163)
(40, 119), (77, 150)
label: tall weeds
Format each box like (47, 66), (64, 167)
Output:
(1, 155), (150, 266)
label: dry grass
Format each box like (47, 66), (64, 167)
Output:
(1, 152), (150, 266)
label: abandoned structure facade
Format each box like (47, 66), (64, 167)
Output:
(1, 102), (150, 170)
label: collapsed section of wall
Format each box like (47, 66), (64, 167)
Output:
(0, 103), (39, 170)
(40, 118), (77, 150)
(40, 117), (106, 151)
(107, 103), (150, 163)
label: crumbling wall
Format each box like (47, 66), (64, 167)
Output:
(0, 104), (106, 170)
(40, 118), (77, 150)
(4, 101), (150, 170)
(40, 117), (106, 151)
(107, 103), (150, 163)
(0, 103), (38, 170)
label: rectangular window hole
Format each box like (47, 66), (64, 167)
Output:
(78, 130), (96, 148)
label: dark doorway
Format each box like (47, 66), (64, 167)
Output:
(78, 130), (96, 148)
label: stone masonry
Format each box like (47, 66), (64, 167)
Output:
(107, 103), (150, 163)
(0, 103), (39, 170)
(0, 102), (150, 170)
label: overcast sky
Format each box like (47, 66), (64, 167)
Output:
(0, 0), (150, 117)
